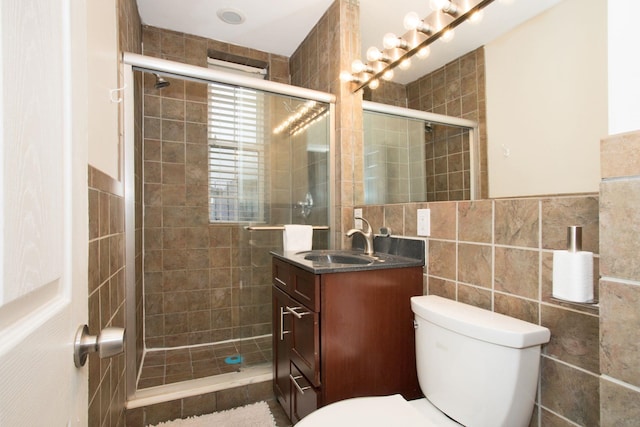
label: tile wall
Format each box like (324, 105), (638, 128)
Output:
(139, 26), (290, 349)
(88, 167), (127, 427)
(356, 193), (602, 426)
(598, 130), (640, 425)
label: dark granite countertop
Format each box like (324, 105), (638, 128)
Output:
(271, 236), (426, 274)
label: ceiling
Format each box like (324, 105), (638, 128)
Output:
(136, 0), (562, 84)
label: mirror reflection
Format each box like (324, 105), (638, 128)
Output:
(364, 110), (473, 204)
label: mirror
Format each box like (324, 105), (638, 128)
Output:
(359, 0), (605, 201)
(363, 107), (476, 204)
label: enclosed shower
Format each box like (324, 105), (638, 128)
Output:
(124, 55), (333, 397)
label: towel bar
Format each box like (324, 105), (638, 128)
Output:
(245, 225), (329, 231)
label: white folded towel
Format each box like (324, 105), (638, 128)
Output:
(283, 224), (313, 252)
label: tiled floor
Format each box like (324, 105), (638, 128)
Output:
(138, 336), (272, 389)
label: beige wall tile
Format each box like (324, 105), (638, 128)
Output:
(494, 247), (539, 299)
(601, 130), (640, 179)
(428, 201), (457, 239)
(495, 199), (539, 248)
(600, 280), (640, 387)
(541, 357), (600, 426)
(458, 243), (492, 288)
(458, 200), (493, 243)
(494, 292), (538, 324)
(542, 304), (599, 373)
(428, 240), (457, 280)
(600, 377), (640, 426)
(600, 178), (640, 281)
(457, 284), (491, 310)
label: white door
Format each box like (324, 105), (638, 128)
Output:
(0, 0), (89, 425)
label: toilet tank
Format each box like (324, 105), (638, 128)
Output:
(411, 295), (550, 427)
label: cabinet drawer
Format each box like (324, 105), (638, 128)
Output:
(290, 362), (318, 424)
(289, 300), (320, 387)
(291, 265), (320, 311)
(272, 257), (290, 291)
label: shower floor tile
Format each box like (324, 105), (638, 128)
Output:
(138, 336), (272, 389)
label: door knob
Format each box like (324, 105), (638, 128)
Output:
(74, 324), (125, 367)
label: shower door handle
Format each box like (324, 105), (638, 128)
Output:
(73, 324), (125, 367)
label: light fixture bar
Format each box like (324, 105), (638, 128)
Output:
(349, 0), (495, 92)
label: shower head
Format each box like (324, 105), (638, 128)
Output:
(153, 73), (170, 89)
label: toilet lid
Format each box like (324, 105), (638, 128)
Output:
(295, 394), (460, 427)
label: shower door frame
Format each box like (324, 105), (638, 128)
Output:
(122, 54), (336, 400)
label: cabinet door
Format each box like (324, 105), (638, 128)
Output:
(290, 362), (319, 424)
(272, 286), (292, 417)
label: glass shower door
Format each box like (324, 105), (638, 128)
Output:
(220, 92), (331, 372)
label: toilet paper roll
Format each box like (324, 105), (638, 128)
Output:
(552, 250), (594, 303)
(282, 224), (313, 252)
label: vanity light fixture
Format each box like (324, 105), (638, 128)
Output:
(430, 0), (459, 16)
(342, 0), (497, 92)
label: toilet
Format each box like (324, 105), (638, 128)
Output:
(296, 295), (551, 427)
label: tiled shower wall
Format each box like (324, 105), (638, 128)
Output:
(357, 193), (602, 426)
(140, 26), (290, 348)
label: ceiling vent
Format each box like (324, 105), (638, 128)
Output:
(217, 8), (245, 25)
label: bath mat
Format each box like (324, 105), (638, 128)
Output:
(149, 401), (277, 427)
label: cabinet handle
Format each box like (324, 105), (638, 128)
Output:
(286, 306), (311, 319)
(280, 306), (291, 340)
(274, 277), (287, 287)
(290, 374), (312, 394)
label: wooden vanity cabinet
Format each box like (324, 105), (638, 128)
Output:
(272, 256), (422, 423)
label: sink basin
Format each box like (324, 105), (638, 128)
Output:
(302, 253), (373, 265)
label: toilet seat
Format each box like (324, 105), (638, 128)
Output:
(295, 394), (461, 427)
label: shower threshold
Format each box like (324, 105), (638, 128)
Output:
(137, 335), (272, 389)
(127, 362), (272, 409)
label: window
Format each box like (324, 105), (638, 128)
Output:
(207, 69), (266, 223)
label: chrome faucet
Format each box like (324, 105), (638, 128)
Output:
(346, 217), (374, 256)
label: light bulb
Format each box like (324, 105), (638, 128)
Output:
(404, 11), (432, 34)
(383, 33), (400, 49)
(469, 9), (484, 23)
(441, 28), (455, 42)
(340, 71), (356, 82)
(430, 0), (457, 15)
(368, 79), (380, 90)
(416, 46), (431, 59)
(367, 46), (383, 62)
(403, 11), (421, 30)
(429, 0), (448, 11)
(399, 58), (411, 70)
(351, 59), (366, 73)
(382, 69), (394, 81)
